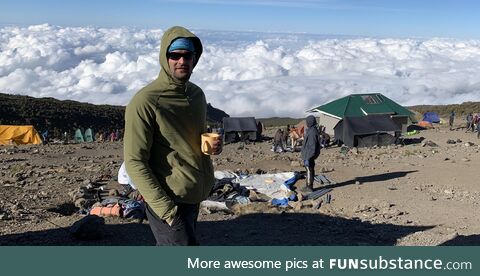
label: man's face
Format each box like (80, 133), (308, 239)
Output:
(167, 50), (196, 81)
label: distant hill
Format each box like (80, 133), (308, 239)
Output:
(2, 92), (478, 137)
(206, 103), (229, 125)
(407, 102), (480, 118)
(257, 117), (303, 128)
(0, 93), (229, 138)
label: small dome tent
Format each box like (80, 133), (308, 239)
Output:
(422, 112), (440, 123)
(0, 125), (42, 145)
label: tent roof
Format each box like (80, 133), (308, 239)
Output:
(223, 117), (258, 132)
(0, 125), (42, 145)
(307, 93), (414, 119)
(422, 111), (440, 123)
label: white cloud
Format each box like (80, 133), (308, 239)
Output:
(1, 24), (480, 118)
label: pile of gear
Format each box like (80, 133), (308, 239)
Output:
(203, 170), (334, 213)
(69, 180), (145, 219)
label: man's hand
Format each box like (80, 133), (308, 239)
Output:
(211, 136), (223, 155)
(166, 216), (175, 226)
(165, 205), (178, 226)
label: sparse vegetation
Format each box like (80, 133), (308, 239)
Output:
(8, 164), (23, 175)
(403, 149), (420, 157)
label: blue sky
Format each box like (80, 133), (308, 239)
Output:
(1, 0), (479, 39)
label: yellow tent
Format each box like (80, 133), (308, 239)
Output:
(0, 125), (42, 145)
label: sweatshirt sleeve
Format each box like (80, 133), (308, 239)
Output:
(123, 96), (177, 221)
(302, 130), (320, 161)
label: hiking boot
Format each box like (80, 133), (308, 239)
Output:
(298, 184), (313, 194)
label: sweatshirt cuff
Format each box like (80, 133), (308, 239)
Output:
(163, 205), (178, 225)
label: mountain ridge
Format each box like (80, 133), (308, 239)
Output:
(0, 92), (229, 138)
(1, 92), (479, 138)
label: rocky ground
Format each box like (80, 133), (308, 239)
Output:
(1, 123), (479, 246)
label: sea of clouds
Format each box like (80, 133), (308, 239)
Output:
(1, 24), (480, 118)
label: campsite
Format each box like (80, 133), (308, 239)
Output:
(1, 113), (479, 245)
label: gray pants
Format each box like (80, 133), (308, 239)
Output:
(305, 159), (315, 188)
(145, 203), (200, 246)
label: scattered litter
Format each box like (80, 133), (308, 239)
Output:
(421, 140), (438, 147)
(71, 180), (145, 219)
(89, 203), (122, 217)
(305, 188), (332, 201)
(314, 174), (336, 185)
(210, 170), (337, 210)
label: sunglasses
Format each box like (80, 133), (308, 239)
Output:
(167, 52), (195, 61)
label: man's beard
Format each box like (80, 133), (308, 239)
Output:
(173, 68), (192, 82)
(175, 72), (191, 81)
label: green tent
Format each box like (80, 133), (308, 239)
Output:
(307, 93), (415, 135)
(84, 128), (94, 142)
(74, 128), (84, 143)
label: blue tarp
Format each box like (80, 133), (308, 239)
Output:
(422, 112), (440, 123)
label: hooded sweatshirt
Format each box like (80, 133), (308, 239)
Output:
(124, 26), (214, 222)
(300, 115), (321, 161)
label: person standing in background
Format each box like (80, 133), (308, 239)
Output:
(449, 111), (455, 131)
(300, 115), (321, 194)
(466, 113), (473, 132)
(273, 129), (285, 153)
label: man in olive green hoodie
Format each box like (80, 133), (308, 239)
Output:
(124, 26), (221, 245)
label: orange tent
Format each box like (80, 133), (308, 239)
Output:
(0, 125), (42, 145)
(417, 121), (433, 129)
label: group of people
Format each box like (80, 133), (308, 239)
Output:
(43, 129), (123, 144)
(449, 111), (480, 137)
(465, 112), (480, 137)
(95, 129), (123, 142)
(273, 125), (303, 153)
(273, 123), (329, 153)
(122, 26), (324, 246)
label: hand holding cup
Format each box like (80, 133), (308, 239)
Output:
(201, 132), (223, 155)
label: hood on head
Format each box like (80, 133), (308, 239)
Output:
(306, 115), (317, 127)
(159, 26), (203, 82)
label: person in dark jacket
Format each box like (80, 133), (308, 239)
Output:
(273, 129), (285, 152)
(477, 122), (480, 139)
(449, 111), (455, 130)
(300, 115), (321, 193)
(466, 113), (473, 132)
(283, 125), (290, 148)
